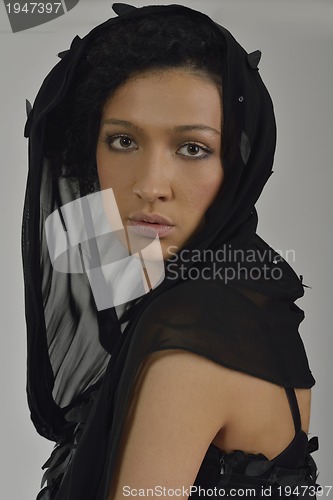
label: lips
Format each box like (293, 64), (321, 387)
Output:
(129, 212), (174, 226)
(127, 212), (175, 238)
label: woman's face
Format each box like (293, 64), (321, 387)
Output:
(96, 68), (223, 260)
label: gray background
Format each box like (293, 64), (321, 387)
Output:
(0, 0), (332, 497)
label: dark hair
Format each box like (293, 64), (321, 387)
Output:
(45, 11), (225, 194)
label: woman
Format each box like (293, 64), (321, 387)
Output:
(22, 3), (319, 499)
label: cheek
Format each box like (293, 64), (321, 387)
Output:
(186, 168), (224, 217)
(96, 152), (131, 193)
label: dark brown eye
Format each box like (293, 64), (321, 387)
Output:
(105, 135), (137, 151)
(177, 142), (212, 160)
(187, 144), (200, 155)
(119, 136), (132, 148)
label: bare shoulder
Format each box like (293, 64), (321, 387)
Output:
(132, 350), (311, 440)
(141, 351), (310, 420)
(109, 350), (312, 499)
(109, 349), (231, 499)
(130, 348), (233, 430)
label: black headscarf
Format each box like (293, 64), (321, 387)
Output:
(22, 4), (315, 499)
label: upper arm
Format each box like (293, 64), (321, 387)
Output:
(108, 349), (230, 500)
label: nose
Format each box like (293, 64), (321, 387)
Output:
(132, 149), (173, 203)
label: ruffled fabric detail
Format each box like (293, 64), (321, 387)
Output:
(216, 436), (320, 498)
(36, 393), (97, 499)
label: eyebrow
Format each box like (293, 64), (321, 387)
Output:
(102, 118), (221, 136)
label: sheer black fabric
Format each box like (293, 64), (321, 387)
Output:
(22, 4), (319, 499)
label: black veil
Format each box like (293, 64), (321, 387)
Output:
(21, 4), (315, 499)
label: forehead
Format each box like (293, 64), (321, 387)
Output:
(101, 68), (222, 131)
